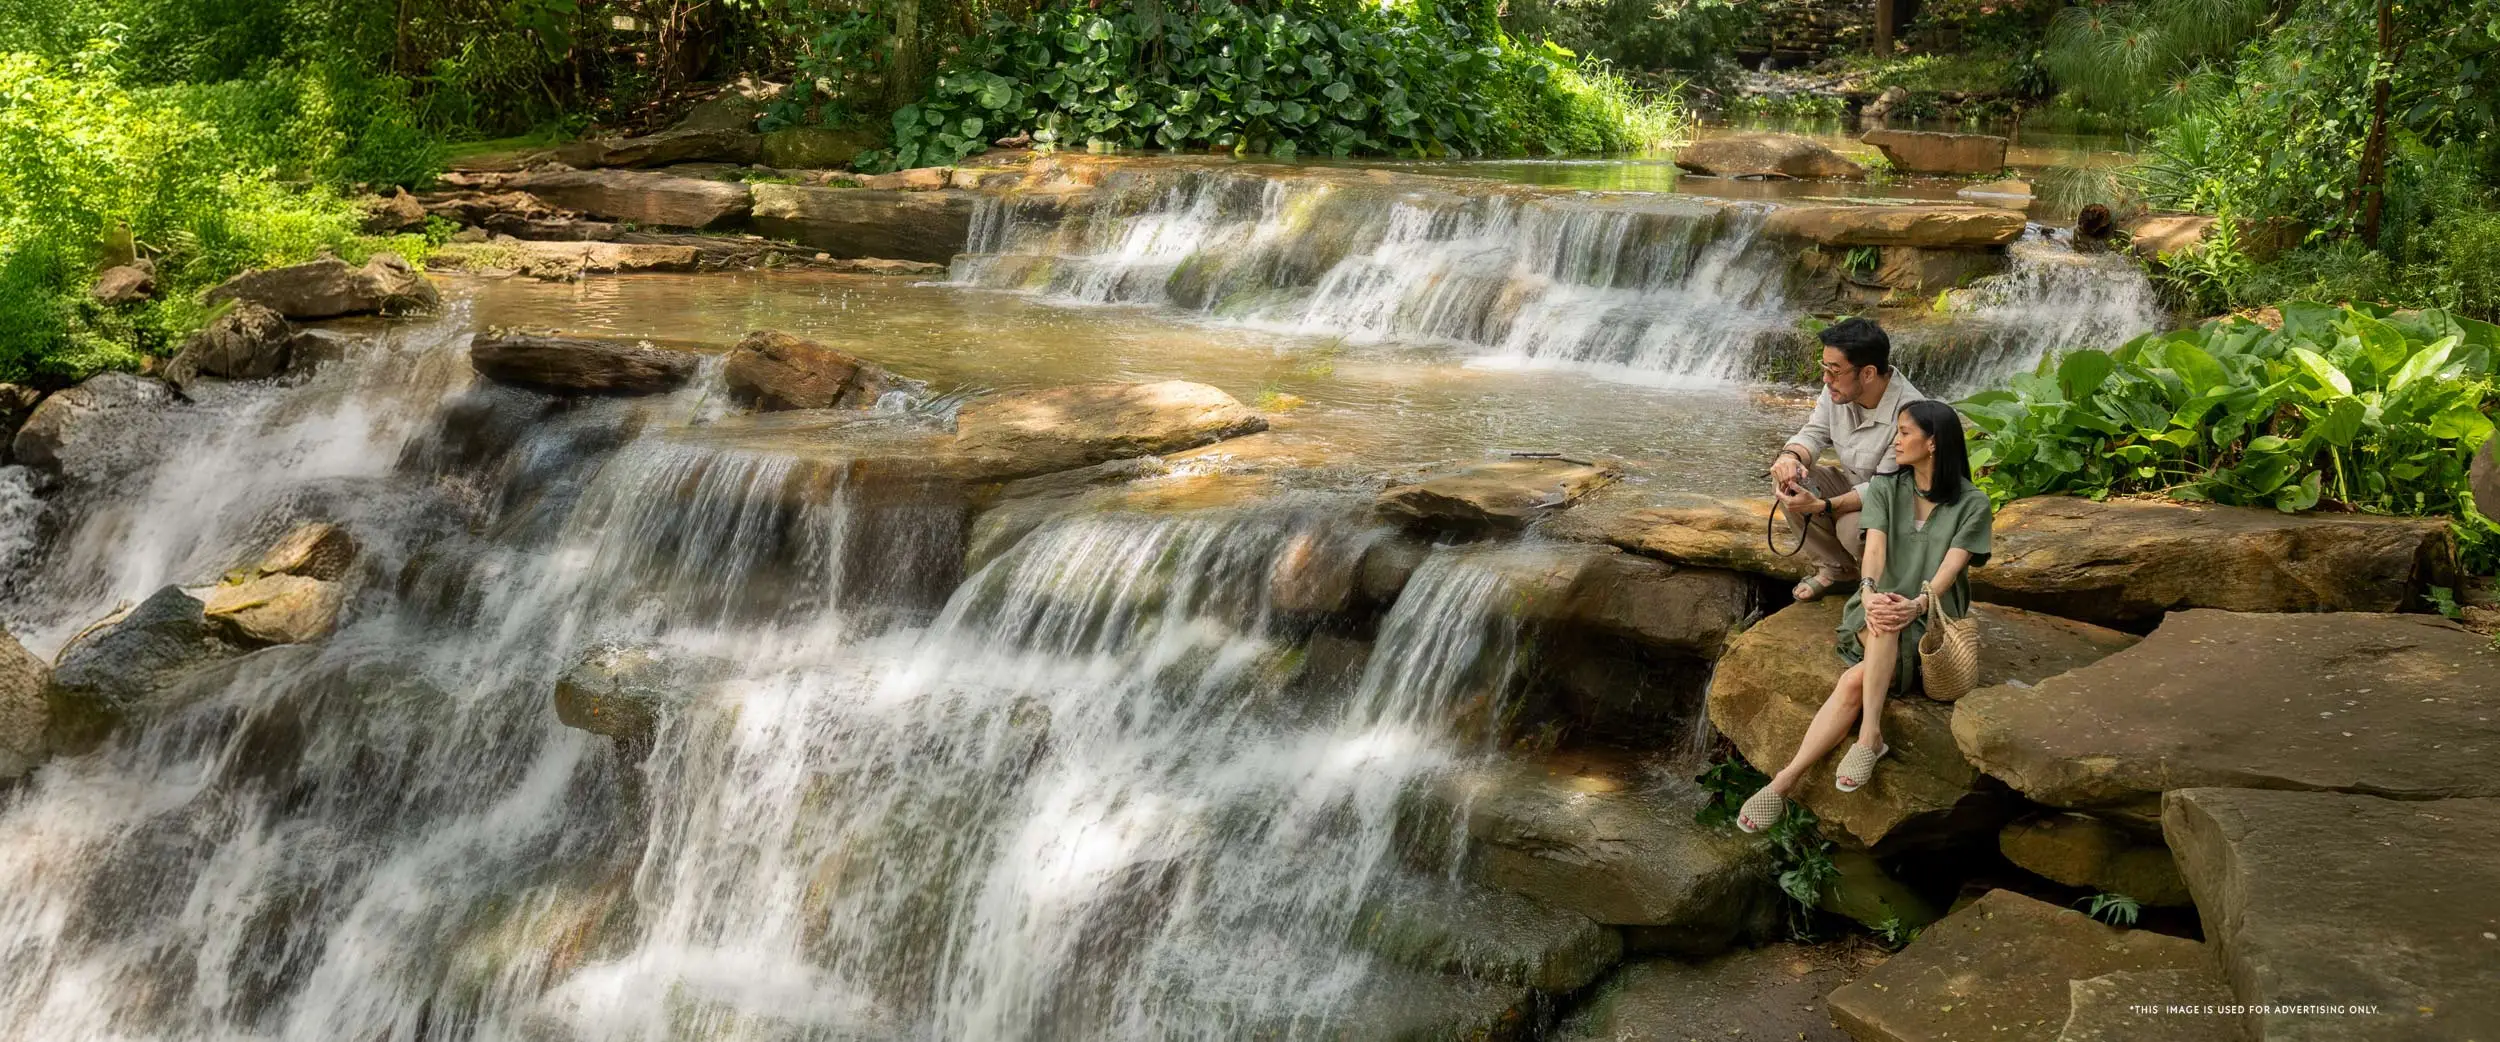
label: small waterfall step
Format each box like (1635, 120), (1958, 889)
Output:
(1350, 872), (1624, 995)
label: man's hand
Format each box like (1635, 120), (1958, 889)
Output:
(1775, 484), (1821, 519)
(1770, 453), (1805, 490)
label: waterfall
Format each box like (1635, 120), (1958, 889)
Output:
(954, 162), (2167, 392)
(0, 310), (1545, 1040)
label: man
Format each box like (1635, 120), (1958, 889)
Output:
(1769, 316), (1924, 602)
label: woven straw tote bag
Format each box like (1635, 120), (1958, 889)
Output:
(1916, 580), (1981, 701)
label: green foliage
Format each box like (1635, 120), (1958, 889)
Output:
(0, 42), (425, 383)
(1499, 0), (1754, 75)
(869, 0), (1679, 170)
(2076, 892), (2142, 927)
(1961, 303), (2500, 570)
(1696, 756), (1837, 935)
(2042, 0), (2271, 114)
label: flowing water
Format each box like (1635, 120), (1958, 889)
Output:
(0, 154), (2165, 1040)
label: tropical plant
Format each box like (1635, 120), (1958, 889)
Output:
(2077, 891), (2142, 927)
(1960, 303), (2499, 568)
(1696, 756), (1838, 935)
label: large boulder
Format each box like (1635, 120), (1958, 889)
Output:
(1674, 132), (1866, 179)
(2165, 787), (2500, 1040)
(1546, 490), (1815, 582)
(2000, 812), (2192, 906)
(723, 330), (913, 411)
(1550, 549), (1756, 660)
(2122, 215), (2301, 262)
(2057, 968), (2246, 1042)
(47, 585), (244, 751)
(0, 629), (49, 782)
(1762, 204), (2026, 248)
(1424, 751), (1778, 954)
(761, 126), (883, 170)
(951, 381), (1268, 480)
(164, 301), (293, 388)
(1862, 129), (2009, 175)
(748, 184), (979, 262)
(1309, 970), (1532, 1042)
(469, 333), (701, 396)
(511, 169), (753, 229)
(1374, 456), (1617, 537)
(2472, 434), (2498, 520)
(555, 110), (761, 169)
(204, 253), (437, 319)
(91, 262), (155, 305)
(1953, 611), (2499, 812)
(1972, 496), (2454, 628)
(359, 187), (430, 233)
(249, 521), (359, 582)
(1350, 874), (1623, 994)
(1554, 944), (1882, 1042)
(1826, 889), (2223, 1042)
(201, 574), (345, 646)
(1709, 599), (2139, 850)
(10, 372), (175, 475)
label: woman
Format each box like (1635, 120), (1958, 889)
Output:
(1739, 399), (1992, 833)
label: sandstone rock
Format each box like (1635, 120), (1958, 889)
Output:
(0, 628), (49, 783)
(1763, 204), (2026, 248)
(1549, 491), (1816, 582)
(0, 384), (39, 457)
(1553, 550), (1756, 660)
(252, 522), (358, 581)
(1828, 889), (2220, 1042)
(723, 330), (911, 411)
(10, 372), (175, 474)
(1954, 611), (2498, 811)
(359, 187), (430, 233)
(444, 148), (553, 173)
(47, 585), (243, 750)
(201, 574), (344, 646)
(1874, 245), (2007, 293)
(749, 184), (979, 262)
(1710, 599), (2138, 850)
(90, 263), (155, 305)
(1863, 129), (2009, 175)
(2000, 812), (2191, 906)
(761, 126), (884, 169)
(554, 644), (729, 751)
(2057, 968), (2246, 1042)
(1554, 944), (1881, 1042)
(1428, 752), (1778, 953)
(555, 97), (762, 169)
(469, 333), (701, 396)
(950, 167), (1027, 190)
(1350, 874), (1623, 993)
(951, 381), (1268, 481)
(1674, 133), (1866, 179)
(2164, 787), (2500, 1040)
(1972, 496), (2455, 627)
(2471, 435), (2498, 520)
(427, 240), (703, 279)
(204, 253), (438, 318)
(1315, 970), (1531, 1042)
(1375, 456), (1617, 536)
(855, 167), (954, 191)
(1818, 847), (1942, 932)
(1957, 179), (2035, 208)
(165, 301), (293, 388)
(2123, 215), (2302, 263)
(512, 169), (753, 229)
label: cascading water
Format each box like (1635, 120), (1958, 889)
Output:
(953, 161), (2166, 392)
(0, 304), (1548, 1040)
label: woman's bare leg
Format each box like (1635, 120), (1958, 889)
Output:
(1768, 664), (1865, 795)
(1855, 624), (1896, 749)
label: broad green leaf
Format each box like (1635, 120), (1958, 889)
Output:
(2274, 470), (2322, 512)
(2387, 336), (2459, 390)
(2165, 342), (2229, 396)
(2307, 398), (2366, 447)
(2289, 347), (2354, 395)
(2056, 349), (2116, 402)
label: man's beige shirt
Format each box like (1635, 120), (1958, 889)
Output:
(1785, 371), (1926, 494)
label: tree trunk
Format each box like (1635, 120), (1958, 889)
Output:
(1875, 0), (1898, 55)
(883, 0), (925, 115)
(2354, 0), (2396, 246)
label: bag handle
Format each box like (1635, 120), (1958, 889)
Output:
(1920, 580), (1950, 626)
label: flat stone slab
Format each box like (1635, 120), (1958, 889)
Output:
(2164, 787), (2500, 1040)
(1953, 611), (2499, 810)
(1710, 599), (2137, 849)
(1375, 456), (1617, 536)
(952, 381), (1269, 480)
(1350, 873), (1623, 993)
(749, 183), (979, 262)
(1862, 129), (2008, 175)
(1540, 488), (1815, 582)
(1827, 889), (2221, 1042)
(1426, 750), (1777, 954)
(1972, 497), (2454, 629)
(512, 169), (753, 229)
(1554, 943), (1886, 1042)
(1761, 204), (2025, 248)
(2057, 969), (2247, 1042)
(1676, 132), (1866, 179)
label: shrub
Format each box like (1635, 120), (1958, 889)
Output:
(1961, 304), (2499, 569)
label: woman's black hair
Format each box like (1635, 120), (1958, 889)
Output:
(1900, 399), (1973, 502)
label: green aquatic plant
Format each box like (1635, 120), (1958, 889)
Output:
(1960, 302), (2500, 570)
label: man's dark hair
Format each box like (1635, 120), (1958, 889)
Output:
(1818, 316), (1892, 376)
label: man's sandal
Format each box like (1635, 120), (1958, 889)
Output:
(1737, 786), (1787, 833)
(1835, 742), (1890, 792)
(1791, 573), (1841, 603)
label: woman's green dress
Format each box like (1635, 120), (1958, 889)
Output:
(1837, 473), (1994, 696)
